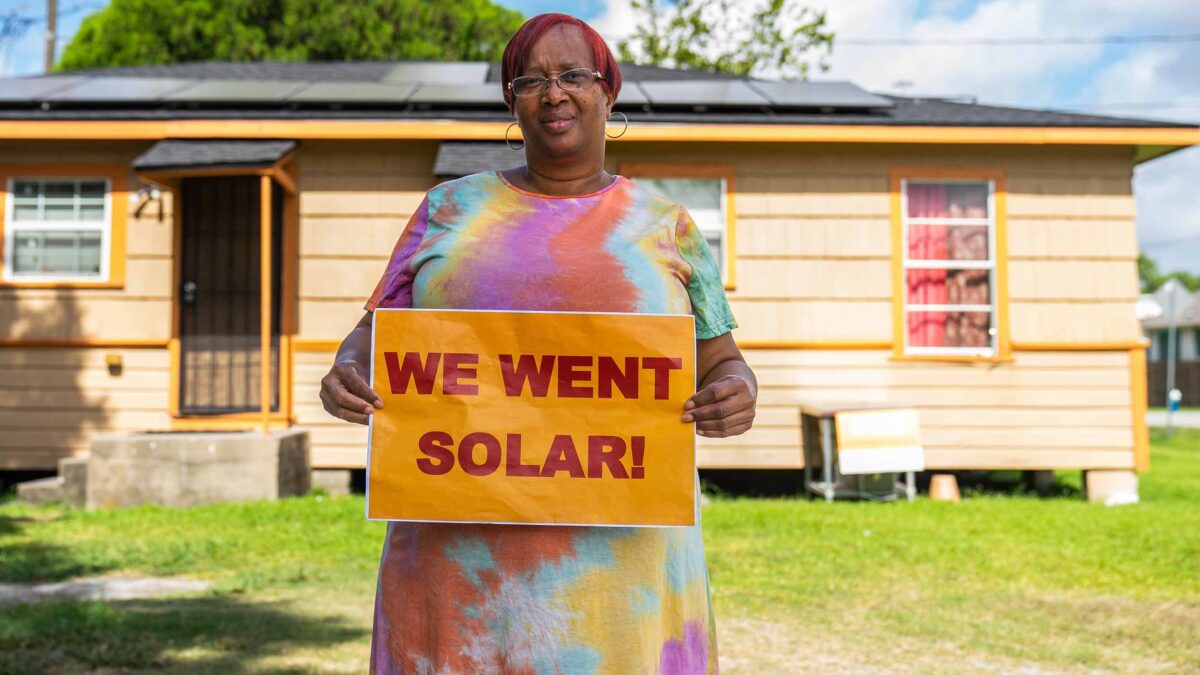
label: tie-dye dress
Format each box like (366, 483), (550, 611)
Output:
(364, 169), (736, 674)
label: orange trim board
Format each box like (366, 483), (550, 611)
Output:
(0, 120), (1196, 146)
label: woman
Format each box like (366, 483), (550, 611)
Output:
(320, 13), (757, 674)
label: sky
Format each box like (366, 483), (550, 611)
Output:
(1, 0), (1197, 273)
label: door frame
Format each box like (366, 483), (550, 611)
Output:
(139, 152), (299, 432)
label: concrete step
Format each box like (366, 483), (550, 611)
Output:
(59, 456), (89, 509)
(16, 476), (64, 505)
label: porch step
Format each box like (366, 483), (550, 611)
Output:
(59, 456), (89, 509)
(16, 476), (64, 505)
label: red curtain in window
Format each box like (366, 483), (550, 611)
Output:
(906, 184), (948, 347)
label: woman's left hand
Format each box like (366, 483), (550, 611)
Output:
(682, 374), (756, 437)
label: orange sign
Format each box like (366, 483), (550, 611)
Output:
(367, 309), (697, 527)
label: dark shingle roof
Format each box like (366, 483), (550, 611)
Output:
(434, 142), (524, 176)
(133, 139), (296, 171)
(0, 60), (1193, 129)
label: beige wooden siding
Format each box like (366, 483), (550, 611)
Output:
(294, 348), (362, 468)
(0, 348), (172, 469)
(295, 141), (440, 341)
(699, 348), (1135, 471)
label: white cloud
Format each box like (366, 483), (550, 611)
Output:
(1136, 148), (1200, 274)
(588, 0), (640, 50)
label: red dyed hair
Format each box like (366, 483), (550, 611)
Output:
(500, 13), (622, 113)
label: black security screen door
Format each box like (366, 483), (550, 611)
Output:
(178, 176), (283, 414)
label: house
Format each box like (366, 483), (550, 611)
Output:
(1140, 284), (1200, 406)
(1, 60), (1197, 494)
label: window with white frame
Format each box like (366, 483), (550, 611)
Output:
(4, 177), (111, 281)
(901, 179), (996, 356)
(634, 176), (728, 281)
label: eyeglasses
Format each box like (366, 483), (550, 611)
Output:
(508, 68), (604, 98)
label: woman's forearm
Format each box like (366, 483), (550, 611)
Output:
(700, 357), (757, 398)
(336, 313), (374, 369)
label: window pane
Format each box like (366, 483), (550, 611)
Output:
(78, 180), (105, 199)
(907, 311), (993, 349)
(78, 231), (102, 273)
(12, 180), (40, 220)
(907, 182), (989, 218)
(13, 203), (41, 220)
(12, 232), (43, 272)
(636, 177), (722, 210)
(906, 268), (991, 306)
(79, 180), (105, 220)
(689, 208), (724, 237)
(79, 202), (105, 221)
(12, 180), (39, 199)
(907, 224), (989, 261)
(12, 230), (102, 275)
(43, 180), (76, 200)
(44, 200), (76, 220)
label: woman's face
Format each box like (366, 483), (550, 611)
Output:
(513, 24), (614, 161)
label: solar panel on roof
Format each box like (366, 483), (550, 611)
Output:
(747, 81), (894, 109)
(0, 77), (87, 101)
(43, 77), (193, 102)
(384, 62), (490, 85)
(165, 80), (309, 102)
(406, 84), (504, 105)
(288, 82), (416, 104)
(638, 80), (770, 107)
(613, 82), (649, 106)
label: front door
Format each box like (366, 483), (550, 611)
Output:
(178, 176), (283, 415)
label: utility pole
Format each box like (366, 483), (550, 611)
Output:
(44, 0), (56, 74)
(1164, 278), (1179, 437)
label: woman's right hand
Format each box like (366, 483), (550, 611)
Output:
(320, 360), (383, 425)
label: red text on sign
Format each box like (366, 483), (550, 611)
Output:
(415, 431), (648, 479)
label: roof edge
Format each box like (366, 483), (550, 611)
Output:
(0, 119), (1197, 146)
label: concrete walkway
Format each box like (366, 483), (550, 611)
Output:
(1146, 410), (1200, 428)
(0, 576), (210, 607)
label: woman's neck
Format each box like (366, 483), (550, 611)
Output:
(511, 161), (613, 197)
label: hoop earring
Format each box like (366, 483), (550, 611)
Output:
(605, 111), (629, 139)
(505, 122), (524, 150)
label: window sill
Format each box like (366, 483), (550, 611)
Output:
(1, 279), (124, 289)
(170, 415), (294, 431)
(889, 353), (1014, 365)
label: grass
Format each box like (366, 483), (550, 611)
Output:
(1, 429), (1198, 673)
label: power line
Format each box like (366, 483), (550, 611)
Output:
(2, 3), (104, 25)
(837, 33), (1200, 46)
(644, 31), (1200, 50)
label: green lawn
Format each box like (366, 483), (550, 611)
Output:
(2, 429), (1198, 673)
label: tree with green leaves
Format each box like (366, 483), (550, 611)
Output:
(56, 0), (525, 72)
(616, 0), (834, 78)
(1139, 252), (1200, 293)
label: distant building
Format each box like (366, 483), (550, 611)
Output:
(1141, 285), (1200, 363)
